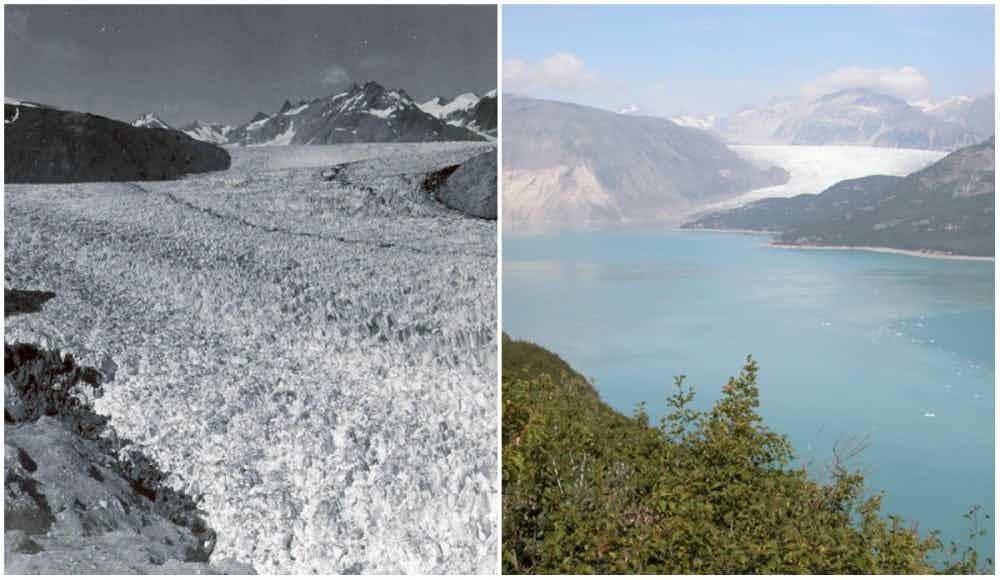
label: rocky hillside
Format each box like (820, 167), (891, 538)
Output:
(502, 95), (789, 230)
(684, 138), (995, 256)
(4, 339), (254, 573)
(223, 81), (485, 146)
(5, 102), (231, 183)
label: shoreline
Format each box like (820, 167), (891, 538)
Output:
(674, 226), (775, 236)
(681, 227), (994, 262)
(770, 242), (995, 262)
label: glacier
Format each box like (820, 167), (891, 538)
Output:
(4, 142), (498, 574)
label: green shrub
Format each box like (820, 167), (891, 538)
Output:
(502, 336), (991, 574)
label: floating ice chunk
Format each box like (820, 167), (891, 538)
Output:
(923, 411), (936, 418)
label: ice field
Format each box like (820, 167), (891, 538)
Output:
(4, 143), (498, 574)
(700, 144), (947, 212)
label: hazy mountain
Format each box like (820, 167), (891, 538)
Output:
(419, 89), (497, 137)
(918, 93), (995, 137)
(668, 113), (719, 131)
(502, 95), (789, 230)
(131, 112), (172, 130)
(5, 101), (230, 183)
(222, 81), (485, 146)
(677, 90), (993, 150)
(713, 97), (804, 145)
(771, 89), (985, 150)
(684, 137), (995, 256)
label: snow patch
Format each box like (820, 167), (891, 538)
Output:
(419, 93), (479, 118)
(282, 103), (309, 116)
(5, 97), (39, 108)
(246, 116), (271, 131)
(367, 106), (397, 119)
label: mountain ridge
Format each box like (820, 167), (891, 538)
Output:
(644, 89), (994, 150)
(175, 81), (494, 146)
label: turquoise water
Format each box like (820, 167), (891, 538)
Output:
(503, 229), (994, 558)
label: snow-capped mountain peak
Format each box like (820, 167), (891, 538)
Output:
(418, 91), (480, 118)
(214, 80), (487, 146)
(618, 104), (642, 115)
(131, 112), (171, 130)
(334, 81), (419, 118)
(669, 114), (718, 130)
(180, 120), (234, 145)
(912, 95), (973, 114)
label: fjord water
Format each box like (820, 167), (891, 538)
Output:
(503, 229), (994, 556)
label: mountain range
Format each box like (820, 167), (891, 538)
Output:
(660, 89), (995, 150)
(503, 95), (789, 231)
(130, 82), (496, 146)
(683, 137), (995, 257)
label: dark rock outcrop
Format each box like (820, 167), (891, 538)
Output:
(468, 94), (497, 134)
(429, 150), (497, 219)
(5, 103), (231, 183)
(4, 290), (56, 317)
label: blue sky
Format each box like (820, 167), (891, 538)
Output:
(503, 5), (995, 115)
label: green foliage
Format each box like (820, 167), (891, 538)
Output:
(502, 337), (991, 574)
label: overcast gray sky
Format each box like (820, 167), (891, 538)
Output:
(5, 5), (497, 126)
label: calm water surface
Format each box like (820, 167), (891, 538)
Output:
(503, 229), (994, 556)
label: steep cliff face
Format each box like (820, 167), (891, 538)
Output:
(4, 103), (231, 183)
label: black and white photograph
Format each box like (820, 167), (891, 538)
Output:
(4, 4), (497, 574)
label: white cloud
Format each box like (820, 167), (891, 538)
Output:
(321, 64), (351, 86)
(802, 66), (931, 101)
(503, 52), (599, 93)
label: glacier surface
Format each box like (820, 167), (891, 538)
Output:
(4, 142), (498, 574)
(699, 144), (948, 212)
